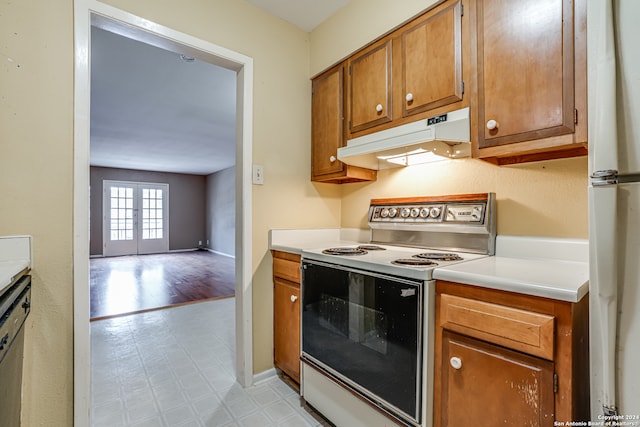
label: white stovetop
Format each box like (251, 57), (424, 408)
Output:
(302, 244), (486, 281)
(0, 235), (33, 295)
(269, 229), (589, 303)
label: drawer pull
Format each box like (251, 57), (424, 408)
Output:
(290, 295), (298, 303)
(450, 356), (462, 370)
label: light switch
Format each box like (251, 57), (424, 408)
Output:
(252, 164), (264, 185)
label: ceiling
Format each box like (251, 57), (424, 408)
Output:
(90, 1), (349, 176)
(245, 0), (349, 32)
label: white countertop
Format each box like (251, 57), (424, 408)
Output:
(0, 260), (31, 294)
(269, 228), (369, 254)
(269, 229), (589, 303)
(434, 235), (589, 302)
(433, 256), (588, 303)
(0, 235), (33, 295)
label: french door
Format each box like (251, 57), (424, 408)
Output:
(103, 180), (169, 256)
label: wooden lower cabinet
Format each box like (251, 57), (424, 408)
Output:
(434, 281), (589, 426)
(441, 331), (555, 426)
(272, 251), (301, 383)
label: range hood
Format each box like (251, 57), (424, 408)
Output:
(337, 107), (470, 170)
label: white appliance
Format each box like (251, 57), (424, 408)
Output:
(300, 194), (495, 427)
(588, 0), (640, 419)
(337, 107), (471, 170)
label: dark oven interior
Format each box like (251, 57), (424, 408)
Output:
(301, 260), (423, 425)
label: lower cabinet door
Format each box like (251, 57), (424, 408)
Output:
(274, 278), (300, 382)
(440, 331), (555, 427)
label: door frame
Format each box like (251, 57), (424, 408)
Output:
(73, 1), (255, 425)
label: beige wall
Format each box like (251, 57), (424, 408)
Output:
(311, 0), (589, 238)
(341, 158), (588, 237)
(1, 0), (588, 425)
(1, 0), (75, 424)
(2, 0), (342, 425)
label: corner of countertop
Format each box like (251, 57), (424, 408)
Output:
(269, 228), (370, 254)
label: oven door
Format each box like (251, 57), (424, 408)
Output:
(301, 259), (423, 425)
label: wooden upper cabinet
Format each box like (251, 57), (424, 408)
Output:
(311, 63), (377, 184)
(402, 0), (463, 118)
(312, 64), (345, 178)
(474, 0), (588, 164)
(348, 40), (393, 133)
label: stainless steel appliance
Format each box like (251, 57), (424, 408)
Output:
(588, 0), (640, 418)
(300, 193), (495, 427)
(0, 272), (31, 427)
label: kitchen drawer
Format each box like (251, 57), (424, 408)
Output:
(439, 293), (555, 360)
(272, 251), (301, 284)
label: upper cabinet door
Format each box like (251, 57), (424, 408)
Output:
(402, 0), (463, 118)
(312, 64), (345, 178)
(477, 0), (575, 148)
(348, 40), (393, 133)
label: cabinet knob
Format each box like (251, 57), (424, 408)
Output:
(290, 295), (298, 303)
(486, 119), (499, 130)
(376, 104), (383, 113)
(329, 155), (337, 163)
(450, 357), (462, 370)
(405, 93), (414, 102)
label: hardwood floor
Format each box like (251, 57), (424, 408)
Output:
(90, 250), (235, 320)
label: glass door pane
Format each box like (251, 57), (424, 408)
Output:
(301, 260), (423, 424)
(102, 181), (169, 256)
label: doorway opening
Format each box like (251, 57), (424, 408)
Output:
(73, 2), (255, 426)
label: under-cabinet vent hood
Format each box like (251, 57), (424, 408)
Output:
(337, 107), (470, 170)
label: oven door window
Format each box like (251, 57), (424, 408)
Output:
(301, 260), (422, 423)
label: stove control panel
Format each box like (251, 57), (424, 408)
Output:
(369, 201), (486, 224)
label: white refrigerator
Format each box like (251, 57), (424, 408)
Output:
(588, 0), (640, 419)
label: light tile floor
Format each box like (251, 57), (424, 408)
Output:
(91, 298), (328, 427)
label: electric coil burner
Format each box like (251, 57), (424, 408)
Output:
(322, 245), (387, 256)
(321, 247), (368, 256)
(391, 258), (438, 267)
(301, 193), (496, 427)
(414, 252), (463, 261)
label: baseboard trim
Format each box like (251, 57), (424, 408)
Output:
(207, 248), (235, 259)
(253, 368), (277, 385)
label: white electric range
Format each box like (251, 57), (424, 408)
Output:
(300, 193), (495, 427)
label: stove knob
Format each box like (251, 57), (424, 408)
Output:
(380, 208), (389, 218)
(430, 207), (442, 218)
(471, 207), (482, 221)
(388, 207), (398, 218)
(410, 208), (420, 218)
(400, 207), (411, 218)
(419, 208), (430, 218)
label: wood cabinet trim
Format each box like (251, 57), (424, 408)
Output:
(439, 293), (555, 360)
(371, 192), (488, 205)
(273, 256), (301, 284)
